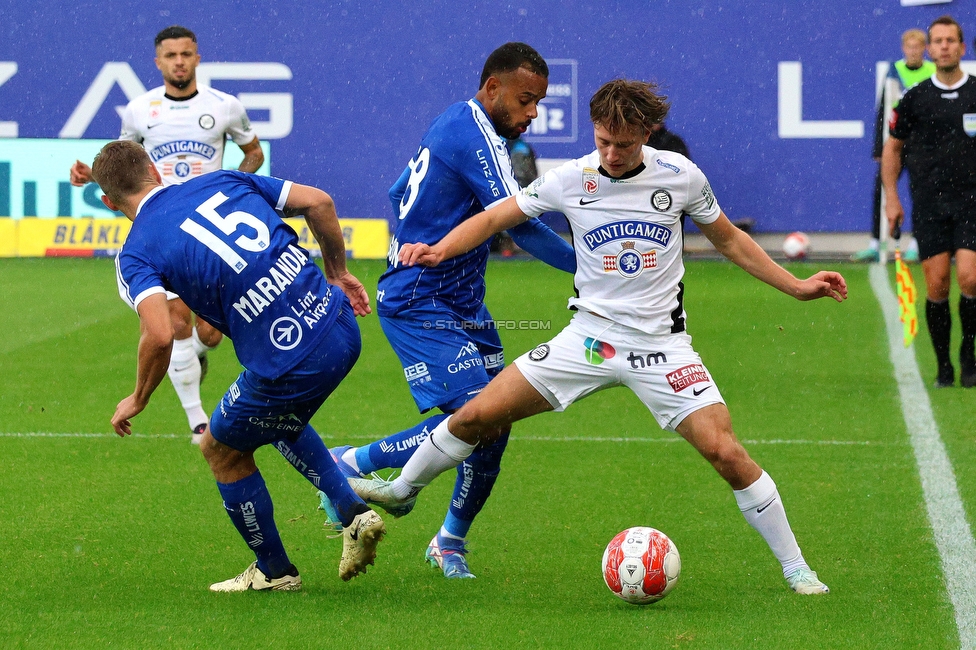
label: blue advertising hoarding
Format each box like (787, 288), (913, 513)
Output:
(1, 0), (974, 232)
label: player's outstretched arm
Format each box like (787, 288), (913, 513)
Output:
(285, 183), (371, 316)
(700, 212), (848, 303)
(399, 196), (530, 267)
(112, 293), (174, 436)
(236, 137), (265, 173)
(69, 160), (92, 187)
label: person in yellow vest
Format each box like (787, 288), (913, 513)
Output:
(853, 28), (935, 263)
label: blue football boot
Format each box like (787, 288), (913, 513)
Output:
(426, 532), (476, 579)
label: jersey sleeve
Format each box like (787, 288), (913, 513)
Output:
(119, 103), (143, 143)
(115, 247), (165, 311)
(224, 96), (258, 146)
(454, 132), (521, 211)
(683, 164), (721, 225)
(515, 169), (564, 217)
(238, 172), (291, 211)
(888, 86), (916, 141)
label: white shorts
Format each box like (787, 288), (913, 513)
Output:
(513, 310), (725, 431)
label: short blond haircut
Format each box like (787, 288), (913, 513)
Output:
(902, 28), (926, 46)
(91, 140), (156, 206)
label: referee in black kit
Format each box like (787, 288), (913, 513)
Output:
(882, 14), (976, 388)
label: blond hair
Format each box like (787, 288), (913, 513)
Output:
(91, 140), (156, 206)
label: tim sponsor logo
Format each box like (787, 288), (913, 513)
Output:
(627, 351), (667, 369)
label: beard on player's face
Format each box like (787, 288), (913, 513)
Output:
(491, 107), (527, 140)
(166, 74), (193, 91)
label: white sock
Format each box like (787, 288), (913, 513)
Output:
(167, 337), (208, 429)
(393, 416), (476, 498)
(190, 326), (215, 356)
(439, 526), (464, 541)
(340, 447), (361, 473)
(733, 471), (808, 577)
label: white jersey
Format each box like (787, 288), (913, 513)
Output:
(119, 85), (255, 186)
(515, 147), (721, 335)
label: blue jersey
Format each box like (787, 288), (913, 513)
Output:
(378, 99), (522, 317)
(116, 170), (341, 379)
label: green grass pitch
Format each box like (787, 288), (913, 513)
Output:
(0, 257), (969, 648)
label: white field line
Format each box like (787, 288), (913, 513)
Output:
(0, 431), (891, 446)
(871, 264), (976, 647)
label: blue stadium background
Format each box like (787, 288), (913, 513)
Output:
(1, 0), (973, 232)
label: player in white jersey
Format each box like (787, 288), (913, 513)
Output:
(354, 80), (849, 596)
(70, 26), (264, 443)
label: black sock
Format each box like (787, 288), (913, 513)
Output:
(960, 295), (976, 372)
(926, 299), (953, 371)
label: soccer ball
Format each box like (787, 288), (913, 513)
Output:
(602, 527), (681, 604)
(782, 231), (810, 260)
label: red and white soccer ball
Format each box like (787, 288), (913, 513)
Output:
(602, 527), (681, 604)
(782, 231), (811, 260)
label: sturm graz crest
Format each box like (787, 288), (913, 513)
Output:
(199, 114), (216, 129)
(528, 344), (550, 361)
(651, 189), (672, 212)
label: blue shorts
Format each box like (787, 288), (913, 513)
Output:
(210, 302), (361, 452)
(379, 303), (504, 413)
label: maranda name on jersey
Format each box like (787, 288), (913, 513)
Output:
(231, 243), (333, 331)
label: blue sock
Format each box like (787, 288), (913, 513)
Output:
(216, 471), (291, 578)
(358, 414), (448, 473)
(275, 425), (368, 527)
(445, 432), (509, 536)
(442, 513), (473, 539)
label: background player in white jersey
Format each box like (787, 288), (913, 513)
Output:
(319, 43), (576, 580)
(93, 140), (384, 591)
(359, 79), (848, 595)
(70, 26), (265, 443)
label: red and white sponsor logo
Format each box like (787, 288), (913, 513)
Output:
(604, 249), (657, 272)
(162, 161), (204, 177)
(666, 363), (709, 392)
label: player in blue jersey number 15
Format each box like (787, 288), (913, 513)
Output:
(93, 140), (384, 592)
(71, 26), (266, 444)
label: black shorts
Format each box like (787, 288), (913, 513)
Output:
(909, 190), (976, 260)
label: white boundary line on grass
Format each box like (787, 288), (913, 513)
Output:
(0, 432), (890, 446)
(870, 264), (976, 646)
